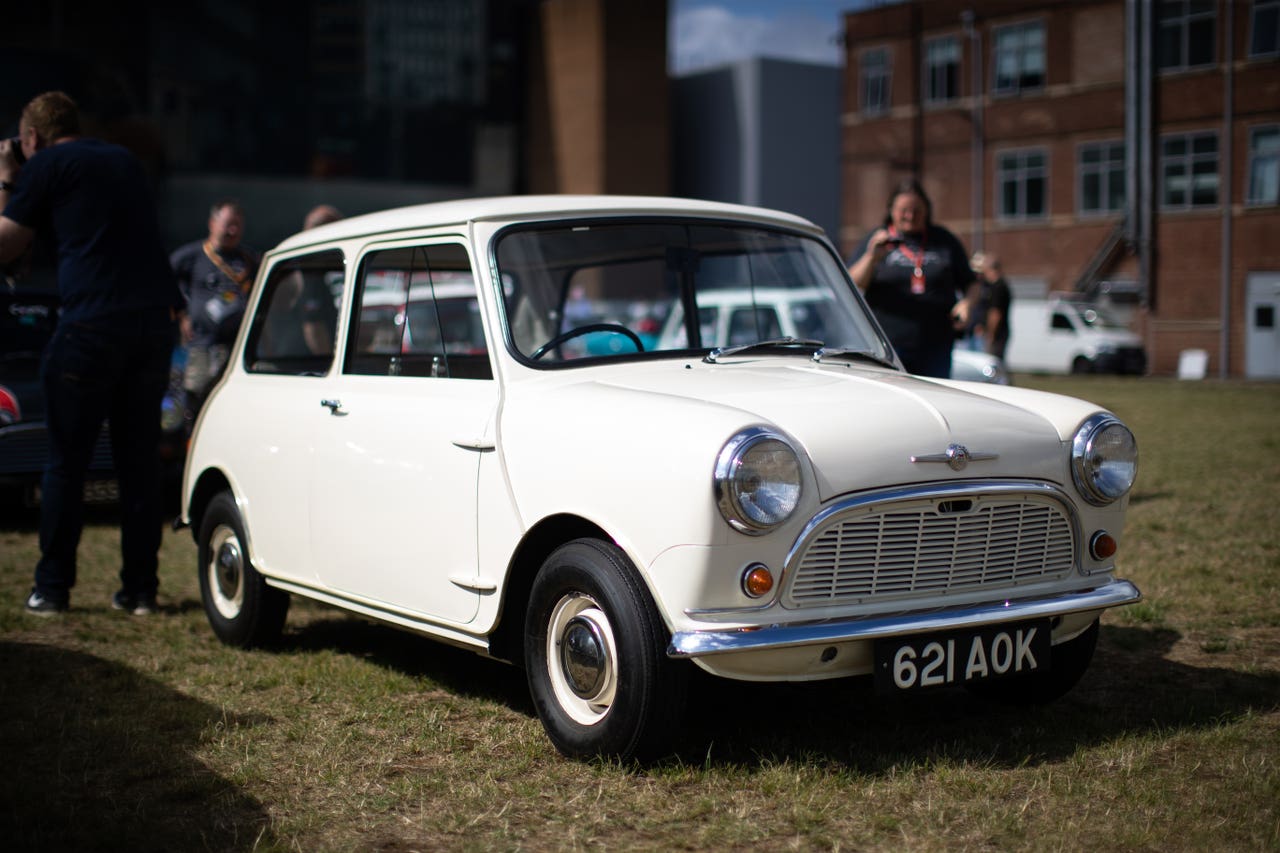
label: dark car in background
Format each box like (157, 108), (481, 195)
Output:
(0, 282), (186, 507)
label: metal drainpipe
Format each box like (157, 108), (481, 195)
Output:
(1138, 0), (1154, 325)
(1219, 0), (1234, 378)
(963, 9), (983, 252)
(1125, 1), (1138, 254)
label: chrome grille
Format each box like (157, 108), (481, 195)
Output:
(785, 492), (1076, 608)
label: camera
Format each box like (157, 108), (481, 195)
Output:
(7, 137), (25, 166)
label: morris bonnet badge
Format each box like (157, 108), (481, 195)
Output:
(910, 443), (998, 471)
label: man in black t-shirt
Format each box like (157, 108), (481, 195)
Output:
(0, 91), (180, 616)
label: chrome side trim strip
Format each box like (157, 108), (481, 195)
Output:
(265, 577), (490, 653)
(667, 578), (1141, 658)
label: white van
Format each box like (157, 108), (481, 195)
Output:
(1005, 296), (1147, 375)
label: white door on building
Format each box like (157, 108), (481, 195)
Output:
(1246, 273), (1280, 379)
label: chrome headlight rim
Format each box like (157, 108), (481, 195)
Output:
(714, 427), (803, 536)
(1071, 413), (1138, 506)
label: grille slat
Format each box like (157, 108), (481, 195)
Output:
(786, 493), (1076, 607)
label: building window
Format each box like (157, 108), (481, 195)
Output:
(1251, 0), (1280, 57)
(1247, 126), (1280, 205)
(1160, 132), (1219, 209)
(924, 36), (960, 104)
(997, 148), (1048, 220)
(1078, 141), (1126, 215)
(992, 21), (1045, 95)
(861, 47), (891, 116)
(1157, 0), (1216, 71)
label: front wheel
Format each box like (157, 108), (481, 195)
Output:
(967, 619), (1099, 705)
(197, 491), (289, 647)
(525, 539), (685, 761)
(1071, 355), (1094, 374)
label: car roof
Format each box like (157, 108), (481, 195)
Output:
(273, 195), (822, 254)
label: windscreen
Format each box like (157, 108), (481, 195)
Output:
(494, 220), (886, 364)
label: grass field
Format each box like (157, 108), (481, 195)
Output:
(1, 375), (1277, 851)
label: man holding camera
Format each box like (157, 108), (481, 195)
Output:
(0, 91), (179, 616)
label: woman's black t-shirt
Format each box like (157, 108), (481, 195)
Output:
(850, 223), (974, 356)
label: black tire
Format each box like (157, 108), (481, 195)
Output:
(1071, 355), (1094, 374)
(197, 491), (289, 648)
(967, 619), (1099, 706)
(525, 539), (686, 761)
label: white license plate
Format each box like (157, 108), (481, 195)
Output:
(873, 620), (1051, 692)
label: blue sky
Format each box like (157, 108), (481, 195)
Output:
(669, 0), (878, 75)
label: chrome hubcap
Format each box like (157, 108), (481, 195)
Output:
(208, 524), (245, 619)
(562, 615), (606, 697)
(547, 593), (618, 726)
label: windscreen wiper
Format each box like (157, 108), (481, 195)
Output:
(703, 337), (824, 364)
(811, 347), (898, 370)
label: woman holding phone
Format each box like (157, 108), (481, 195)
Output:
(848, 179), (976, 378)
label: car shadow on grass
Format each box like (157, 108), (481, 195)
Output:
(270, 617), (1278, 772)
(0, 641), (276, 850)
(279, 615), (536, 716)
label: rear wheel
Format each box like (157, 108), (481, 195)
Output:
(967, 619), (1099, 705)
(197, 491), (289, 647)
(525, 539), (685, 761)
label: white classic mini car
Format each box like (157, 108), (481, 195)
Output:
(180, 195), (1140, 760)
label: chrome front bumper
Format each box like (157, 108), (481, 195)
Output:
(667, 578), (1141, 659)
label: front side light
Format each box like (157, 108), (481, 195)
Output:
(1071, 414), (1138, 505)
(714, 428), (802, 535)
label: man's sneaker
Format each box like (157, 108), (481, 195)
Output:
(24, 591), (68, 616)
(111, 590), (158, 616)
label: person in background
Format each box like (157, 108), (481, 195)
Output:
(0, 91), (180, 616)
(303, 203), (342, 231)
(260, 205), (344, 357)
(970, 251), (1013, 361)
(170, 200), (258, 424)
(848, 179), (975, 378)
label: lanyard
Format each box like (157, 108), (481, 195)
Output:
(889, 227), (927, 294)
(202, 241), (253, 292)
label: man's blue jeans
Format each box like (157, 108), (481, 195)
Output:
(33, 309), (175, 605)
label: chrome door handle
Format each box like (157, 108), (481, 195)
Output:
(320, 398), (345, 415)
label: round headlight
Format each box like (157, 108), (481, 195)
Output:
(1072, 414), (1138, 505)
(714, 428), (802, 534)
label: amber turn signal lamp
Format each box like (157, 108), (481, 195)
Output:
(742, 564), (774, 598)
(1090, 531), (1118, 560)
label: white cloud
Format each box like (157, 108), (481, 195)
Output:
(670, 5), (844, 75)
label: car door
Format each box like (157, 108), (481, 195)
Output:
(308, 240), (497, 624)
(228, 249), (346, 583)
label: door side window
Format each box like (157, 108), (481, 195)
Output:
(345, 243), (491, 379)
(1051, 312), (1075, 331)
(245, 249), (344, 376)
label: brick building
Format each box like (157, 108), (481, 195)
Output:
(839, 0), (1280, 378)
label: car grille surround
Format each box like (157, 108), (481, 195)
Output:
(783, 484), (1077, 609)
